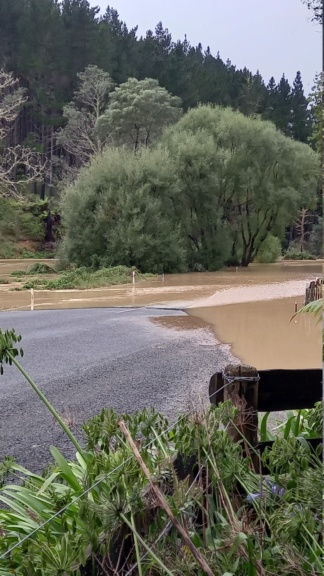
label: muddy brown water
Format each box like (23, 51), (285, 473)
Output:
(0, 259), (322, 369)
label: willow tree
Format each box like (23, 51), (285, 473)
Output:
(59, 147), (186, 272)
(162, 105), (320, 266)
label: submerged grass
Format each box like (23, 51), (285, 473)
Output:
(20, 265), (156, 290)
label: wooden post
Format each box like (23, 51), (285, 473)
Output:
(305, 278), (322, 305)
(310, 281), (315, 302)
(223, 364), (259, 471)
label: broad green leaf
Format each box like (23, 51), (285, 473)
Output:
(50, 446), (83, 492)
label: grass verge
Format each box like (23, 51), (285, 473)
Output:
(18, 266), (155, 290)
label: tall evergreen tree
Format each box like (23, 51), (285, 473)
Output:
(273, 74), (293, 136)
(237, 69), (267, 115)
(96, 7), (138, 83)
(60, 0), (99, 84)
(290, 71), (311, 142)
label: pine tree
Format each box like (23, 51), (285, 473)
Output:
(237, 69), (267, 115)
(96, 7), (138, 83)
(290, 71), (311, 142)
(273, 74), (293, 136)
(262, 76), (277, 123)
(60, 0), (99, 84)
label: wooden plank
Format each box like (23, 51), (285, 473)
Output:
(210, 369), (322, 412)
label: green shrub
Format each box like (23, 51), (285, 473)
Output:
(59, 148), (186, 273)
(21, 265), (155, 290)
(0, 236), (17, 258)
(20, 250), (55, 259)
(27, 263), (56, 274)
(10, 270), (27, 277)
(283, 249), (317, 260)
(0, 403), (322, 576)
(255, 234), (282, 263)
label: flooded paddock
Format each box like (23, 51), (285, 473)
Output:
(0, 259), (322, 369)
(0, 260), (321, 311)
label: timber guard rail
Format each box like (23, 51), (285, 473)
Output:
(209, 365), (322, 472)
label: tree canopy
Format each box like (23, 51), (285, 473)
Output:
(0, 1), (317, 198)
(0, 1), (320, 264)
(59, 147), (186, 272)
(96, 77), (182, 151)
(60, 106), (319, 271)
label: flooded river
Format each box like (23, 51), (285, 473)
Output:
(0, 259), (322, 369)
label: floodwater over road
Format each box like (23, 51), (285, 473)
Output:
(0, 259), (322, 369)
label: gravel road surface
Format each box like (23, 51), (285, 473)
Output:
(0, 307), (236, 472)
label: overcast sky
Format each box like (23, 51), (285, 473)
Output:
(90, 0), (321, 93)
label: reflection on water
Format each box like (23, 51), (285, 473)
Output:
(188, 296), (322, 369)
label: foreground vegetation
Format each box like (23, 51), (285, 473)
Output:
(0, 403), (322, 576)
(7, 266), (155, 291)
(0, 316), (322, 575)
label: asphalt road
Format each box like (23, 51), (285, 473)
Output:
(0, 307), (234, 472)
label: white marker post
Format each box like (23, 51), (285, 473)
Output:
(132, 270), (135, 285)
(30, 288), (34, 311)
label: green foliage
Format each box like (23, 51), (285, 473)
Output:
(20, 266), (154, 290)
(0, 197), (47, 257)
(0, 402), (322, 575)
(0, 3), (319, 263)
(59, 148), (186, 273)
(160, 127), (232, 270)
(283, 249), (317, 260)
(20, 250), (55, 259)
(162, 105), (319, 266)
(260, 404), (323, 441)
(255, 234), (282, 263)
(96, 77), (182, 151)
(308, 73), (323, 155)
(61, 105), (319, 271)
(10, 270), (27, 277)
(26, 263), (56, 274)
(307, 401), (323, 435)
